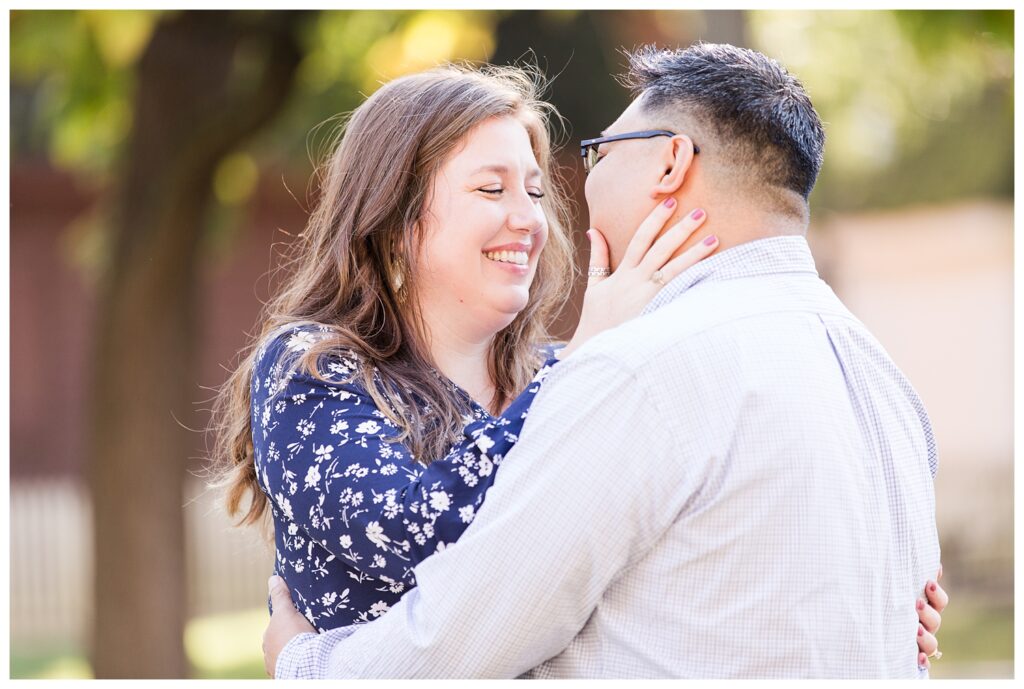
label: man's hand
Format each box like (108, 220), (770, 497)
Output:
(263, 575), (316, 678)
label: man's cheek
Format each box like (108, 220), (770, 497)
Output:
(605, 208), (635, 270)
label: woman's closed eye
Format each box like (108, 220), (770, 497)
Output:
(479, 187), (546, 200)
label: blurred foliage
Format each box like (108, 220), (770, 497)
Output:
(750, 10), (1012, 211)
(9, 10), (499, 190)
(11, 9), (1012, 215)
(255, 10), (500, 173)
(10, 10), (162, 180)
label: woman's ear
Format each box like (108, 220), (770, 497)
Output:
(650, 135), (697, 197)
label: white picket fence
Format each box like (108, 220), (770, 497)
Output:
(11, 477), (275, 645)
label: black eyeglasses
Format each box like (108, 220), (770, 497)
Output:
(579, 130), (700, 174)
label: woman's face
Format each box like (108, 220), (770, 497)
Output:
(414, 116), (549, 338)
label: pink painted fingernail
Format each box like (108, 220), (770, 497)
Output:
(918, 625), (924, 637)
(929, 583), (937, 592)
(916, 599), (925, 611)
(690, 208), (705, 220)
(663, 197), (676, 208)
(703, 235), (718, 246)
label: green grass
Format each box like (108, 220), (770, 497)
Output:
(183, 607), (269, 678)
(11, 601), (1014, 679)
(928, 599), (1013, 679)
(938, 605), (1013, 661)
(12, 607), (270, 679)
(10, 642), (94, 679)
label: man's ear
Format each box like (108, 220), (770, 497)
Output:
(650, 135), (697, 197)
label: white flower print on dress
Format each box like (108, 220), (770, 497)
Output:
(296, 419), (315, 437)
(275, 493), (293, 521)
(365, 521), (391, 549)
(459, 467), (479, 487)
(304, 464), (321, 489)
(474, 434), (495, 453)
(251, 325), (561, 632)
(382, 500), (401, 519)
(286, 330), (319, 352)
(428, 491), (451, 513)
(321, 591), (337, 607)
(355, 420), (381, 435)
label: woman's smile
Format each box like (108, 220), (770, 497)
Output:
(482, 240), (532, 274)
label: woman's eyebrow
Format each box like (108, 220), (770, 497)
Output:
(468, 164), (543, 180)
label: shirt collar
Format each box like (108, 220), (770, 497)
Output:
(642, 235), (820, 315)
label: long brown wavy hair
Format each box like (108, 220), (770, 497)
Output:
(208, 63), (576, 528)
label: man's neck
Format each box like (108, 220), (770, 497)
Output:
(671, 204), (807, 259)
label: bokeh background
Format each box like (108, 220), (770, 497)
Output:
(9, 9), (1013, 679)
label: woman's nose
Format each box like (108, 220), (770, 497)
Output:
(507, 198), (544, 234)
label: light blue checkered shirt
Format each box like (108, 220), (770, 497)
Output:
(275, 235), (940, 679)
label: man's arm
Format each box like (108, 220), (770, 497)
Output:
(272, 350), (689, 678)
(262, 576), (317, 678)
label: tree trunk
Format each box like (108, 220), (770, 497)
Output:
(86, 10), (306, 678)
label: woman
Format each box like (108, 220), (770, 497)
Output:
(210, 63), (944, 663)
(211, 62), (713, 628)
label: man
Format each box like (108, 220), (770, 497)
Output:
(263, 43), (946, 678)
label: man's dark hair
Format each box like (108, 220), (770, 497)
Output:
(622, 43), (825, 203)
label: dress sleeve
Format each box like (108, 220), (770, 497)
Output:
(252, 329), (558, 586)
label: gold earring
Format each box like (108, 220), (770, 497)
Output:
(391, 255), (406, 299)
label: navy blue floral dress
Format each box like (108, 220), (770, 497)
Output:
(251, 324), (559, 631)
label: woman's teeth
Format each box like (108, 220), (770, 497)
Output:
(484, 250), (529, 266)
